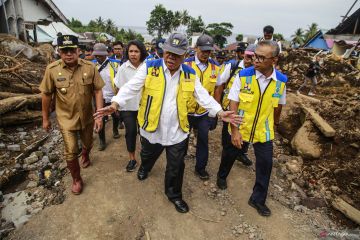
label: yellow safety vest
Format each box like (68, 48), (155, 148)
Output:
(230, 68), (286, 143)
(138, 59), (196, 133)
(185, 58), (220, 115)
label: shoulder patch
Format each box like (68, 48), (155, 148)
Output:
(208, 58), (220, 66)
(239, 66), (256, 77)
(182, 63), (196, 74)
(275, 70), (288, 83)
(48, 60), (61, 69)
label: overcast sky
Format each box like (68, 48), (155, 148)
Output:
(53, 0), (358, 38)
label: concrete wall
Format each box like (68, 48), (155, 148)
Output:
(20, 0), (53, 22)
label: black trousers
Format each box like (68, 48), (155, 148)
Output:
(140, 136), (189, 201)
(217, 130), (273, 205)
(222, 122), (249, 156)
(119, 111), (138, 153)
(188, 114), (211, 171)
(99, 101), (119, 141)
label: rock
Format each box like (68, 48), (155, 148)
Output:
(350, 143), (359, 149)
(249, 233), (255, 239)
(300, 197), (327, 209)
(0, 191), (3, 202)
(7, 144), (21, 152)
(34, 151), (43, 158)
(330, 185), (340, 193)
(291, 121), (321, 159)
(209, 183), (215, 188)
(221, 211), (226, 216)
(24, 155), (39, 165)
(26, 181), (37, 188)
(294, 205), (307, 212)
(286, 162), (301, 174)
(0, 143), (5, 149)
(203, 181), (209, 186)
(301, 106), (336, 137)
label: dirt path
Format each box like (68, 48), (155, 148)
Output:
(7, 124), (319, 240)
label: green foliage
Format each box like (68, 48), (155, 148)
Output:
(273, 33), (284, 41)
(186, 16), (206, 36)
(66, 17), (144, 43)
(304, 23), (319, 42)
(235, 34), (243, 42)
(205, 22), (233, 48)
(146, 4), (176, 39)
(291, 28), (305, 45)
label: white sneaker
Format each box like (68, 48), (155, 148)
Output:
(308, 92), (315, 96)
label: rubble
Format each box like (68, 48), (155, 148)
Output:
(291, 120), (321, 159)
(301, 105), (336, 137)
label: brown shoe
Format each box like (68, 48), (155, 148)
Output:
(80, 147), (91, 168)
(67, 159), (83, 195)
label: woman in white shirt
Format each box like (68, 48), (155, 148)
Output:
(114, 40), (147, 172)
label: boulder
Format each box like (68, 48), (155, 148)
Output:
(291, 120), (321, 159)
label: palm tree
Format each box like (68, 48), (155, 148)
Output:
(95, 16), (105, 31)
(304, 23), (318, 42)
(105, 19), (116, 33)
(291, 28), (305, 45)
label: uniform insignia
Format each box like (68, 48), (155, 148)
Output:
(151, 67), (160, 77)
(172, 39), (180, 45)
(57, 77), (66, 81)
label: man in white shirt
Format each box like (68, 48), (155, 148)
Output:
(94, 33), (241, 214)
(216, 41), (287, 217)
(254, 25), (282, 53)
(92, 43), (121, 150)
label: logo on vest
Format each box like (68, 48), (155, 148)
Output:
(151, 67), (160, 77)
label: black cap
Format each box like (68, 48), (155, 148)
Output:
(58, 35), (78, 49)
(236, 42), (249, 52)
(216, 51), (227, 59)
(196, 34), (214, 51)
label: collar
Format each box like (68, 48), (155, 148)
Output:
(195, 55), (207, 66)
(125, 60), (143, 69)
(162, 59), (182, 75)
(239, 60), (245, 69)
(255, 68), (278, 81)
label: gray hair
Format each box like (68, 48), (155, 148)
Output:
(257, 40), (280, 57)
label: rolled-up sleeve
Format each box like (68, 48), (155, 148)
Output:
(39, 66), (55, 95)
(228, 74), (241, 102)
(194, 77), (222, 117)
(111, 63), (147, 108)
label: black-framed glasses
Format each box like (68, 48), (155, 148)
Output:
(251, 53), (274, 63)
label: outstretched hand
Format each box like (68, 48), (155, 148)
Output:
(219, 111), (243, 127)
(93, 103), (118, 120)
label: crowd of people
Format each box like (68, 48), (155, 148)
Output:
(41, 25), (290, 217)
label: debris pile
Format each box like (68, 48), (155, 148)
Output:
(0, 34), (53, 128)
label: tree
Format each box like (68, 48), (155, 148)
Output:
(205, 22), (233, 48)
(273, 33), (284, 41)
(291, 28), (305, 45)
(304, 23), (318, 42)
(116, 28), (144, 43)
(95, 17), (105, 30)
(235, 34), (243, 42)
(146, 4), (175, 39)
(186, 16), (206, 36)
(68, 18), (82, 28)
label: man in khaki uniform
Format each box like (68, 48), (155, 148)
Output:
(40, 35), (104, 195)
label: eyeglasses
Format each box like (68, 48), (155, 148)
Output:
(251, 53), (274, 63)
(113, 48), (123, 51)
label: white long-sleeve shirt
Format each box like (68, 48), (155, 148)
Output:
(218, 60), (245, 86)
(114, 60), (143, 111)
(111, 59), (222, 146)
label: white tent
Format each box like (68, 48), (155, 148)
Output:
(36, 22), (79, 43)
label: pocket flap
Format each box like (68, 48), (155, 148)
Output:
(55, 77), (70, 88)
(239, 93), (254, 102)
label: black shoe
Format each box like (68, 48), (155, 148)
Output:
(236, 153), (252, 166)
(126, 160), (137, 172)
(195, 169), (210, 180)
(170, 199), (189, 213)
(119, 122), (125, 129)
(217, 177), (227, 190)
(137, 166), (148, 181)
(113, 130), (120, 139)
(98, 139), (106, 151)
(248, 198), (271, 217)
